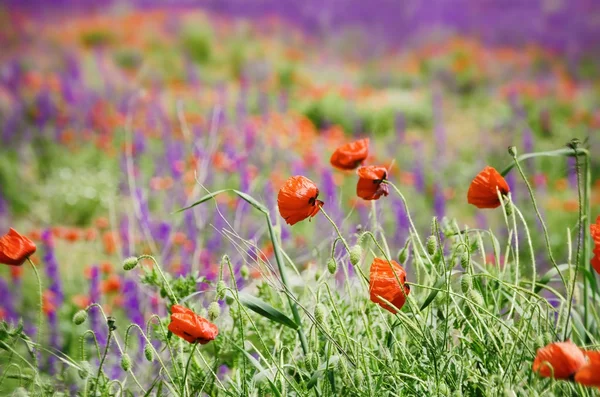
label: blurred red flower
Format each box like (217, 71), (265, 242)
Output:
(0, 228), (37, 266)
(369, 258), (410, 313)
(277, 176), (323, 226)
(575, 350), (600, 387)
(101, 274), (121, 294)
(467, 166), (510, 209)
(590, 216), (600, 274)
(356, 166), (389, 201)
(532, 341), (585, 379)
(330, 138), (369, 170)
(168, 305), (218, 344)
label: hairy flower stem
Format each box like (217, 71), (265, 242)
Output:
(564, 143), (584, 340)
(92, 323), (114, 396)
(266, 213), (309, 355)
(509, 150), (568, 299)
(27, 258), (42, 368)
(137, 255), (178, 304)
(181, 342), (199, 396)
(320, 208), (369, 285)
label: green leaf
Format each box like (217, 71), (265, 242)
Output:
(232, 189), (268, 213)
(419, 275), (447, 311)
(237, 293), (299, 330)
(176, 189), (232, 213)
(307, 355), (339, 389)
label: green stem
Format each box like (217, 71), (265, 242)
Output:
(26, 258), (42, 368)
(92, 325), (113, 396)
(500, 147), (590, 177)
(320, 208), (369, 284)
(182, 342), (199, 397)
(266, 213), (309, 355)
(509, 150), (568, 296)
(564, 145), (584, 340)
(138, 255), (178, 305)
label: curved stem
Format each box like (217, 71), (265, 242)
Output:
(92, 326), (113, 396)
(182, 342), (199, 397)
(26, 258), (42, 368)
(500, 147), (590, 177)
(138, 255), (178, 304)
(509, 151), (568, 295)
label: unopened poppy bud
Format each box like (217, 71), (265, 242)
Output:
(468, 290), (485, 307)
(225, 294), (235, 305)
(208, 301), (221, 321)
(349, 245), (362, 266)
(240, 265), (249, 280)
(426, 236), (438, 256)
(304, 353), (319, 371)
(73, 310), (88, 325)
(460, 274), (472, 294)
(314, 303), (327, 323)
(78, 361), (91, 379)
(123, 256), (139, 271)
(430, 217), (438, 235)
(121, 353), (132, 371)
(144, 344), (154, 362)
(326, 258), (337, 274)
(398, 247), (409, 264)
(507, 146), (517, 157)
(216, 280), (226, 300)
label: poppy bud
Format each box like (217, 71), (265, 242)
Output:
(303, 353), (319, 371)
(349, 245), (362, 266)
(460, 274), (473, 294)
(398, 247), (409, 264)
(78, 361), (91, 379)
(208, 302), (221, 321)
(225, 294), (235, 305)
(507, 146), (517, 157)
(123, 256), (139, 271)
(426, 236), (438, 256)
(121, 353), (132, 371)
(144, 344), (154, 362)
(314, 303), (327, 323)
(468, 290), (485, 307)
(240, 265), (249, 280)
(216, 281), (226, 300)
(326, 258), (337, 274)
(73, 310), (88, 325)
(430, 217), (438, 235)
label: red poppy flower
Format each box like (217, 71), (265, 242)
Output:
(277, 176), (324, 226)
(42, 290), (57, 315)
(330, 138), (369, 170)
(467, 166), (510, 209)
(0, 228), (37, 266)
(369, 258), (410, 313)
(590, 216), (600, 274)
(101, 274), (121, 294)
(356, 166), (389, 201)
(168, 305), (219, 344)
(575, 350), (600, 387)
(532, 341), (586, 379)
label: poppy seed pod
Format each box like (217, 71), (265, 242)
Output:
(123, 256), (139, 271)
(121, 353), (132, 371)
(349, 245), (362, 266)
(73, 310), (88, 325)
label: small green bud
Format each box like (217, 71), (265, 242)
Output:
(426, 236), (438, 256)
(144, 344), (154, 362)
(123, 256), (139, 271)
(240, 265), (250, 280)
(349, 245), (362, 266)
(314, 303), (327, 323)
(121, 353), (132, 372)
(327, 258), (337, 274)
(398, 247), (409, 264)
(225, 294), (234, 305)
(507, 146), (517, 157)
(430, 217), (438, 235)
(208, 302), (221, 321)
(78, 361), (92, 379)
(107, 316), (117, 331)
(72, 310), (88, 325)
(468, 289), (485, 307)
(303, 353), (319, 372)
(460, 274), (473, 294)
(216, 280), (226, 301)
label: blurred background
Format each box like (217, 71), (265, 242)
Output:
(0, 0), (600, 387)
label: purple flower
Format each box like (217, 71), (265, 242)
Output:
(0, 278), (17, 324)
(89, 266), (106, 346)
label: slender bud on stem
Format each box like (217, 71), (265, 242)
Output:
(73, 310), (88, 325)
(123, 256), (139, 271)
(349, 245), (363, 266)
